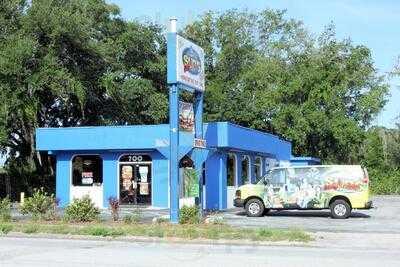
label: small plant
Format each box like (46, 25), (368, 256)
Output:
(0, 198), (12, 222)
(20, 188), (58, 220)
(179, 205), (200, 224)
(64, 195), (100, 222)
(108, 197), (120, 222)
(0, 223), (13, 234)
(123, 208), (142, 224)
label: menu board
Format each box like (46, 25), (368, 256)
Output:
(139, 182), (149, 195)
(121, 166), (132, 190)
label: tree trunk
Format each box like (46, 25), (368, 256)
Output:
(5, 175), (11, 198)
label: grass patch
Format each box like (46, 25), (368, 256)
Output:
(0, 223), (13, 234)
(22, 224), (40, 234)
(3, 222), (313, 243)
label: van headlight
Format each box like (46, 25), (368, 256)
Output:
(235, 190), (241, 198)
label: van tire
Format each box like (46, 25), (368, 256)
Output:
(245, 198), (265, 217)
(330, 199), (351, 219)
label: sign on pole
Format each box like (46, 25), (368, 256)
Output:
(168, 34), (205, 92)
(167, 18), (206, 224)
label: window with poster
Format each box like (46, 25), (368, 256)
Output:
(72, 155), (103, 186)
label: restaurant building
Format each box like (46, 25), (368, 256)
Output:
(36, 122), (292, 210)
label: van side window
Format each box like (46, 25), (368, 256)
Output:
(271, 169), (286, 186)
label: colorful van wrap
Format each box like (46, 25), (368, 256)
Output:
(235, 165), (371, 217)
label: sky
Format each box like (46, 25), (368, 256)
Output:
(109, 0), (400, 129)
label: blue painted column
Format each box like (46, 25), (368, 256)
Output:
(205, 152), (227, 210)
(102, 152), (119, 208)
(152, 153), (169, 208)
(194, 92), (204, 211)
(55, 152), (71, 207)
(235, 154), (243, 186)
(169, 84), (180, 223)
(249, 155), (256, 184)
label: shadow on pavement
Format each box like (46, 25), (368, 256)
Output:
(234, 210), (370, 218)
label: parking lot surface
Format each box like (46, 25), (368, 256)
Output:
(224, 196), (400, 233)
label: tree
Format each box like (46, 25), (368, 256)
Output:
(184, 9), (389, 163)
(0, 0), (168, 195)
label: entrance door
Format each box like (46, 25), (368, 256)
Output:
(120, 163), (152, 205)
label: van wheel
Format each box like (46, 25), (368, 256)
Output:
(245, 198), (265, 217)
(330, 199), (351, 219)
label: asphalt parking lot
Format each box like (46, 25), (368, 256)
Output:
(223, 196), (400, 233)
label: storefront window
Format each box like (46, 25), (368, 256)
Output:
(242, 155), (250, 184)
(72, 155), (103, 186)
(227, 154), (236, 186)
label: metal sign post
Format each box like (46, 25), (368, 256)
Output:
(167, 18), (206, 223)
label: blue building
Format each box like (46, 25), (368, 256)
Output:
(36, 122), (292, 210)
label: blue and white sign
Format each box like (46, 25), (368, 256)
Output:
(175, 35), (205, 92)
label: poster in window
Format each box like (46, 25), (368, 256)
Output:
(139, 166), (149, 183)
(121, 166), (132, 190)
(179, 101), (194, 132)
(139, 182), (149, 195)
(82, 172), (93, 185)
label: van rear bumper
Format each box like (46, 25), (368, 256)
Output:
(357, 201), (373, 209)
(364, 201), (373, 209)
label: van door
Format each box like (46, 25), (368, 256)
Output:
(266, 169), (287, 208)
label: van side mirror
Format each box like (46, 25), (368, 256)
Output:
(263, 179), (269, 186)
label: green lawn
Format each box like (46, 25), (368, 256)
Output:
(0, 221), (312, 243)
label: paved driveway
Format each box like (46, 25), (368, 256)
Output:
(224, 196), (400, 233)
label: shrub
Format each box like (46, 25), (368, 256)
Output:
(64, 195), (100, 222)
(369, 168), (400, 195)
(0, 198), (12, 222)
(179, 205), (200, 224)
(108, 197), (119, 222)
(20, 188), (58, 220)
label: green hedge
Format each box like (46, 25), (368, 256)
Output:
(369, 168), (400, 195)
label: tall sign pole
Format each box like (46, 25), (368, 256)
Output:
(167, 18), (206, 223)
(167, 18), (180, 223)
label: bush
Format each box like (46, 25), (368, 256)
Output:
(20, 188), (58, 220)
(179, 205), (200, 224)
(108, 197), (119, 222)
(0, 198), (12, 222)
(64, 196), (100, 222)
(369, 168), (400, 195)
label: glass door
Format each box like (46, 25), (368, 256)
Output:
(119, 163), (151, 205)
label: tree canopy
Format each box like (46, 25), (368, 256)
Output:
(184, 9), (389, 163)
(0, 0), (168, 194)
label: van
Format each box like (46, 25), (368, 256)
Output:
(234, 165), (372, 219)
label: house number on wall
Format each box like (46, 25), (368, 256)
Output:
(120, 154), (152, 163)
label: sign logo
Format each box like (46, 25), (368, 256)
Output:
(174, 35), (205, 91)
(182, 47), (201, 75)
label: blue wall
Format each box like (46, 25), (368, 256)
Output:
(53, 150), (170, 209)
(205, 152), (227, 210)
